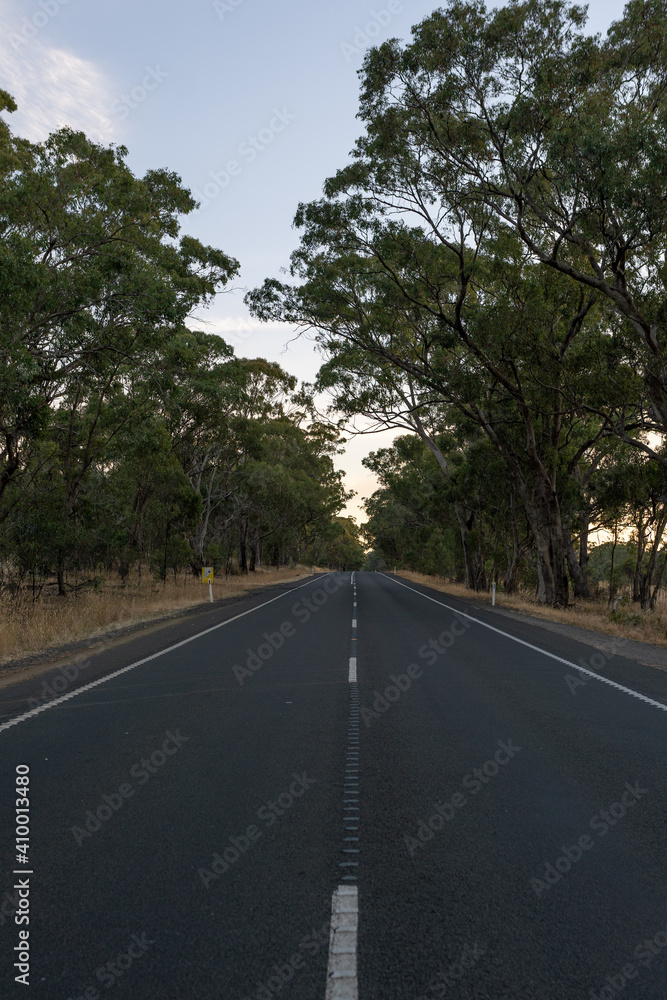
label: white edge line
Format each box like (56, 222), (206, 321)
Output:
(0, 574), (334, 735)
(325, 884), (358, 1000)
(382, 575), (667, 714)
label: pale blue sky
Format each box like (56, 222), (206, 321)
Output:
(0, 0), (629, 519)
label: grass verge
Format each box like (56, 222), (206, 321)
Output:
(0, 567), (318, 664)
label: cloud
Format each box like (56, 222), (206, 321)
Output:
(200, 316), (269, 335)
(0, 10), (116, 144)
(201, 316), (292, 334)
(187, 314), (298, 347)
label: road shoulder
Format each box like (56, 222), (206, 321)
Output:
(465, 602), (667, 673)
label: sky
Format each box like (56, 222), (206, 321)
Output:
(0, 0), (629, 522)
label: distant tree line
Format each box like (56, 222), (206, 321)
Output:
(0, 90), (364, 598)
(249, 0), (667, 607)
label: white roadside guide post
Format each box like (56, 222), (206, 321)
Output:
(202, 566), (214, 603)
(492, 582), (496, 606)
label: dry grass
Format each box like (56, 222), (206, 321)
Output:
(0, 566), (319, 664)
(395, 571), (667, 649)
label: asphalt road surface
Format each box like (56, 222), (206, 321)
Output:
(1, 571), (666, 1000)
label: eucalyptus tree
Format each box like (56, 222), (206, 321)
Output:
(363, 430), (525, 587)
(0, 94), (358, 594)
(228, 417), (349, 570)
(332, 0), (667, 454)
(0, 91), (238, 508)
(363, 434), (470, 580)
(304, 516), (365, 571)
(314, 346), (490, 587)
(103, 409), (201, 586)
(250, 193), (613, 604)
(247, 0), (667, 602)
(592, 446), (667, 609)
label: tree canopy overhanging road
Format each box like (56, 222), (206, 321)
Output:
(3, 1), (667, 995)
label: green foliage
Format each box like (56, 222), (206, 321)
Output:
(0, 106), (239, 503)
(248, 0), (667, 606)
(0, 102), (351, 597)
(308, 517), (366, 571)
(588, 543), (631, 585)
(363, 551), (387, 572)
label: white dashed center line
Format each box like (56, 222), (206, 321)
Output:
(325, 575), (361, 998)
(325, 885), (359, 999)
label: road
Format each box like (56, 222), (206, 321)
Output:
(1, 571), (666, 999)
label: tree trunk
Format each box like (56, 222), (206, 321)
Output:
(56, 560), (66, 597)
(536, 552), (547, 604)
(650, 551), (667, 610)
(162, 520), (171, 585)
(137, 515), (144, 586)
(519, 483), (569, 606)
(239, 522), (248, 573)
(504, 491), (522, 593)
(529, 516), (568, 605)
(192, 502), (211, 576)
(504, 545), (521, 593)
(565, 528), (591, 598)
(638, 509), (667, 610)
(579, 508), (590, 585)
(608, 523), (618, 608)
(543, 491), (569, 606)
(551, 534), (570, 606)
(455, 503), (478, 590)
(469, 534), (487, 591)
(633, 516), (645, 603)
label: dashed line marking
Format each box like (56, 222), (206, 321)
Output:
(335, 576), (362, 953)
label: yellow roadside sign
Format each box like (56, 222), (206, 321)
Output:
(202, 566), (213, 584)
